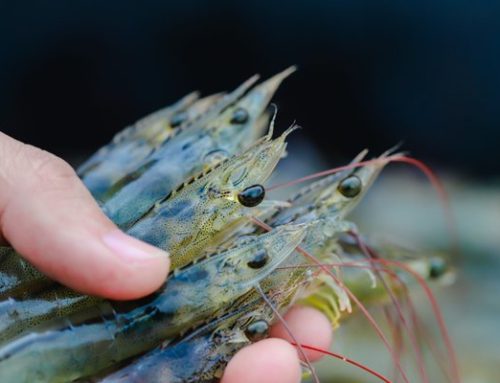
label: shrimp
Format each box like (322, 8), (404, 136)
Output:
(95, 178), (386, 383)
(101, 68), (294, 229)
(113, 154), (391, 383)
(265, 153), (459, 383)
(0, 148), (390, 348)
(284, 153), (395, 323)
(213, 150), (394, 327)
(80, 69), (262, 201)
(129, 93), (223, 147)
(96, 240), (450, 383)
(97, 225), (326, 383)
(0, 223), (308, 382)
(77, 91), (199, 177)
(127, 126), (296, 269)
(98, 304), (258, 383)
(0, 223), (307, 347)
(89, 75), (258, 205)
(0, 153), (455, 383)
(78, 92), (203, 198)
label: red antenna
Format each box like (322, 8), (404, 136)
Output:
(293, 343), (393, 383)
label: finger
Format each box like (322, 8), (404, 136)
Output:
(221, 338), (301, 383)
(0, 132), (169, 299)
(270, 306), (333, 362)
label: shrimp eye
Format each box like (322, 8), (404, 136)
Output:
(230, 107), (249, 124)
(237, 184), (265, 207)
(245, 319), (269, 342)
(429, 258), (447, 279)
(338, 175), (362, 198)
(170, 111), (187, 127)
(247, 250), (269, 269)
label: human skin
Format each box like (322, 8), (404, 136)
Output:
(0, 131), (332, 383)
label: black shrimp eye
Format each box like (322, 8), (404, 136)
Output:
(429, 258), (447, 279)
(237, 184), (265, 207)
(338, 175), (362, 198)
(247, 250), (269, 269)
(170, 112), (187, 127)
(244, 320), (269, 342)
(230, 107), (249, 124)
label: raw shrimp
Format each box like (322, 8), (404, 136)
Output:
(127, 126), (296, 269)
(0, 223), (307, 382)
(102, 68), (294, 229)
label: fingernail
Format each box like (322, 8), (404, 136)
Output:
(102, 230), (169, 262)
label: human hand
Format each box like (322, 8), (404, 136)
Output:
(0, 132), (170, 299)
(0, 132), (332, 383)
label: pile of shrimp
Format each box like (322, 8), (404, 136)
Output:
(0, 68), (461, 383)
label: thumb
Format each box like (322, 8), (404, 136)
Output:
(0, 132), (170, 300)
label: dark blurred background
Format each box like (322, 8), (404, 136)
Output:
(1, 0), (499, 177)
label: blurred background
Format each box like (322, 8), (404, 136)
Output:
(1, 1), (499, 382)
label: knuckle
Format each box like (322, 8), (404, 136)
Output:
(23, 145), (75, 181)
(12, 144), (101, 219)
(19, 145), (84, 197)
(0, 138), (76, 201)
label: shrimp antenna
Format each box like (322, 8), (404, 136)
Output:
(375, 257), (462, 383)
(293, 343), (394, 383)
(320, 234), (460, 383)
(413, 313), (455, 382)
(276, 259), (452, 381)
(250, 216), (411, 383)
(298, 248), (459, 383)
(350, 234), (460, 383)
(295, 247), (411, 383)
(388, 155), (459, 254)
(267, 156), (389, 191)
(349, 231), (430, 383)
(254, 283), (320, 383)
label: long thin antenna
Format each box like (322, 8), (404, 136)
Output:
(254, 283), (320, 383)
(377, 258), (461, 383)
(351, 231), (430, 383)
(267, 157), (392, 191)
(390, 156), (458, 254)
(277, 259), (458, 383)
(297, 247), (411, 383)
(293, 343), (393, 383)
